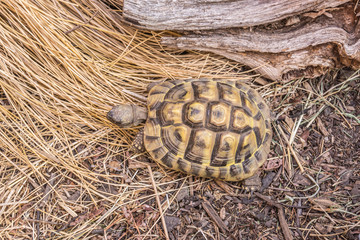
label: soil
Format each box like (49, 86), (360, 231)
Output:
(100, 69), (360, 239)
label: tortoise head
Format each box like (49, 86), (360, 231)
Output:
(107, 104), (147, 128)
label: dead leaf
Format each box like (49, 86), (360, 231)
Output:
(254, 77), (269, 85)
(128, 159), (151, 169)
(345, 105), (355, 111)
(300, 129), (310, 143)
(315, 223), (328, 234)
(309, 198), (342, 213)
(303, 82), (313, 92)
(285, 16), (300, 26)
(70, 207), (104, 226)
(219, 207), (226, 219)
(108, 160), (122, 171)
(264, 158), (282, 170)
(320, 151), (332, 163)
(292, 173), (312, 187)
(142, 204), (152, 211)
(285, 116), (295, 130)
(303, 9), (333, 19)
(122, 206), (133, 221)
(118, 173), (132, 183)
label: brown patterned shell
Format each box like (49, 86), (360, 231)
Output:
(144, 79), (272, 181)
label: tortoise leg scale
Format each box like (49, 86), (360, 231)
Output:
(131, 128), (146, 153)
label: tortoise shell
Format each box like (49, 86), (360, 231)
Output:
(144, 79), (272, 181)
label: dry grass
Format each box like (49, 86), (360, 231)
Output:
(0, 0), (359, 239)
(0, 0), (248, 238)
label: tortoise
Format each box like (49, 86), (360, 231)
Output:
(107, 78), (272, 181)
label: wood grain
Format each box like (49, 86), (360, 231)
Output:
(161, 6), (360, 81)
(123, 0), (359, 81)
(123, 0), (350, 30)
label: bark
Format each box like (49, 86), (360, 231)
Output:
(123, 0), (350, 31)
(123, 0), (360, 81)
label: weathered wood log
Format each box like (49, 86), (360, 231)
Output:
(123, 0), (359, 81)
(123, 0), (351, 30)
(161, 6), (360, 81)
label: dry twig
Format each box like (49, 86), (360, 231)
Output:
(147, 165), (170, 240)
(255, 193), (293, 240)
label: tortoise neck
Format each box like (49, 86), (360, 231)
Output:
(133, 105), (147, 126)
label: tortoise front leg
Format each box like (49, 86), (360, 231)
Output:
(131, 129), (145, 153)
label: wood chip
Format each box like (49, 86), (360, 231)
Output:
(214, 180), (236, 196)
(164, 215), (181, 232)
(317, 118), (330, 136)
(202, 200), (229, 233)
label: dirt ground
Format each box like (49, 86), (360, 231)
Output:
(109, 69), (359, 240)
